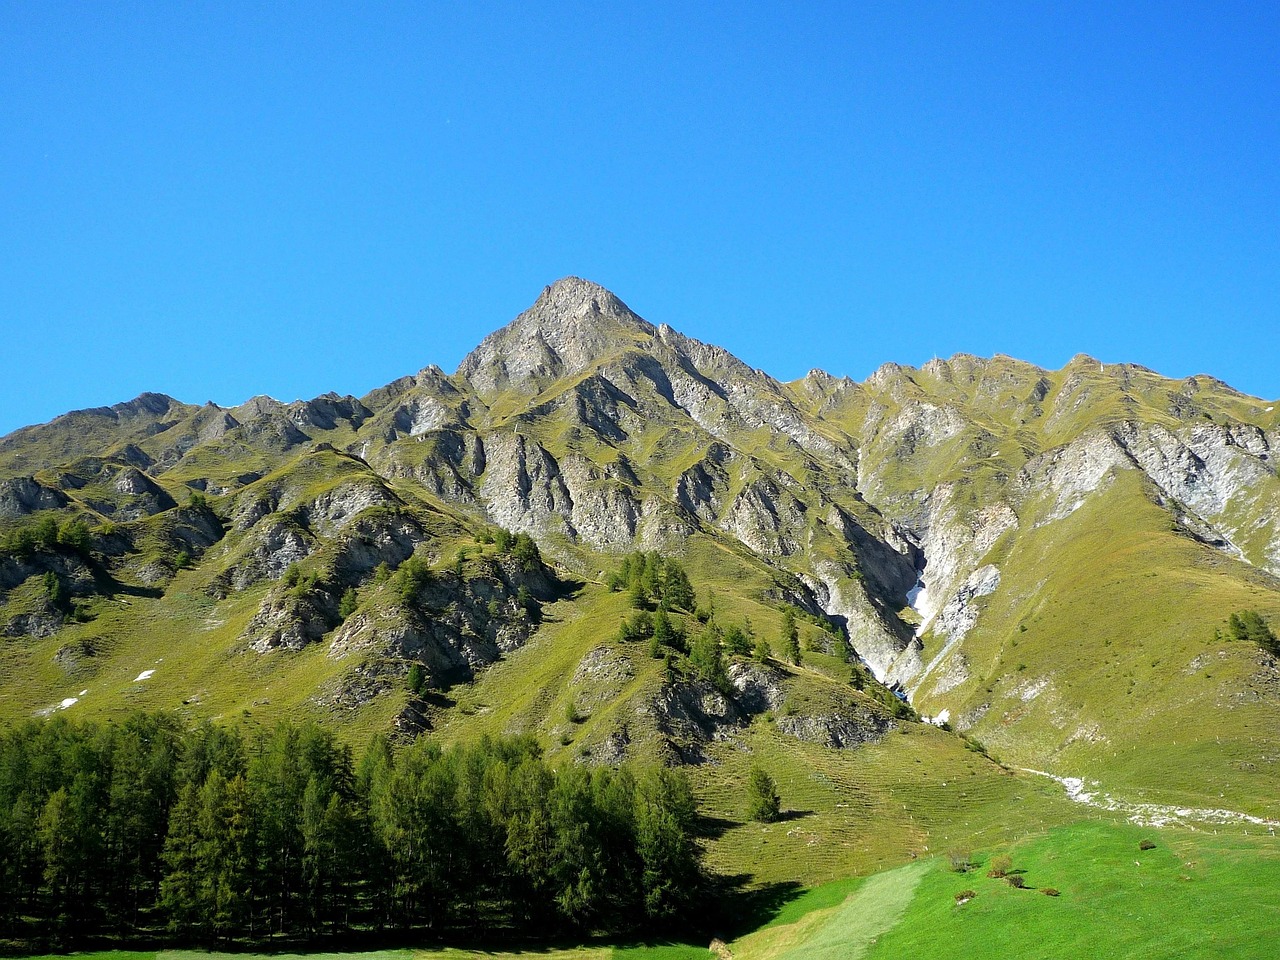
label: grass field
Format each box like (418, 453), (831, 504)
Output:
(730, 819), (1280, 960)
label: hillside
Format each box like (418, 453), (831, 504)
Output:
(2, 274), (1278, 851)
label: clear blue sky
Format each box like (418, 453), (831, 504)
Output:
(2, 2), (1277, 436)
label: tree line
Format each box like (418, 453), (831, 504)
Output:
(0, 712), (704, 947)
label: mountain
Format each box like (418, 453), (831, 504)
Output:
(2, 276), (1279, 858)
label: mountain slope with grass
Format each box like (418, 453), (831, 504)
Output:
(1, 275), (1278, 841)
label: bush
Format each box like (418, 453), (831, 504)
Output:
(393, 555), (431, 604)
(42, 570), (65, 610)
(947, 850), (973, 873)
(723, 623), (751, 657)
(988, 854), (1012, 878)
(516, 584), (540, 622)
(1006, 875), (1026, 889)
(1139, 839), (1156, 851)
(954, 890), (976, 904)
(1041, 887), (1061, 897)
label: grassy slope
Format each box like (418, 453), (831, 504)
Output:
(728, 820), (1280, 960)
(427, 536), (1075, 888)
(911, 469), (1280, 815)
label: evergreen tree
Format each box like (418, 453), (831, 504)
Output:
(746, 766), (781, 823)
(689, 626), (729, 693)
(634, 766), (699, 920)
(1229, 610), (1279, 655)
(781, 609), (801, 665)
(723, 623), (751, 657)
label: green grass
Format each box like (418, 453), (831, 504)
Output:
(724, 819), (1280, 960)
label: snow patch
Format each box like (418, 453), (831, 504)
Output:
(923, 708), (950, 727)
(134, 669), (155, 682)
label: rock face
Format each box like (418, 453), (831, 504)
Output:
(0, 478), (69, 518)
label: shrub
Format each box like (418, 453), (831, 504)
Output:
(173, 549), (191, 570)
(394, 555), (431, 604)
(1041, 887), (1061, 897)
(948, 850), (973, 873)
(954, 890), (976, 904)
(42, 570), (65, 609)
(1006, 875), (1026, 889)
(1139, 839), (1156, 851)
(988, 855), (1012, 878)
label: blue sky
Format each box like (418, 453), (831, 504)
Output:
(2, 2), (1277, 436)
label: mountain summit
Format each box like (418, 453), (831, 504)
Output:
(457, 276), (655, 399)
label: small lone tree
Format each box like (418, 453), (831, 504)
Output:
(407, 663), (426, 696)
(781, 609), (801, 665)
(338, 586), (358, 620)
(746, 765), (781, 823)
(753, 635), (772, 663)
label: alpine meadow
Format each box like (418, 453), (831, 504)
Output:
(1, 277), (1279, 957)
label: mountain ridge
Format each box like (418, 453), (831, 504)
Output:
(1, 276), (1278, 828)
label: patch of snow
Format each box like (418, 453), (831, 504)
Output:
(1021, 768), (1280, 830)
(79, 689), (87, 696)
(906, 576), (926, 613)
(923, 708), (950, 727)
(134, 669), (155, 682)
(59, 697), (78, 709)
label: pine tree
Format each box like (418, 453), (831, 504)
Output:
(781, 609), (801, 665)
(746, 766), (781, 823)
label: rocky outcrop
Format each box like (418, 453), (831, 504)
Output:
(0, 478), (69, 518)
(322, 555), (559, 692)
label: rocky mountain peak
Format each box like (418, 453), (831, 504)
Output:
(456, 277), (655, 399)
